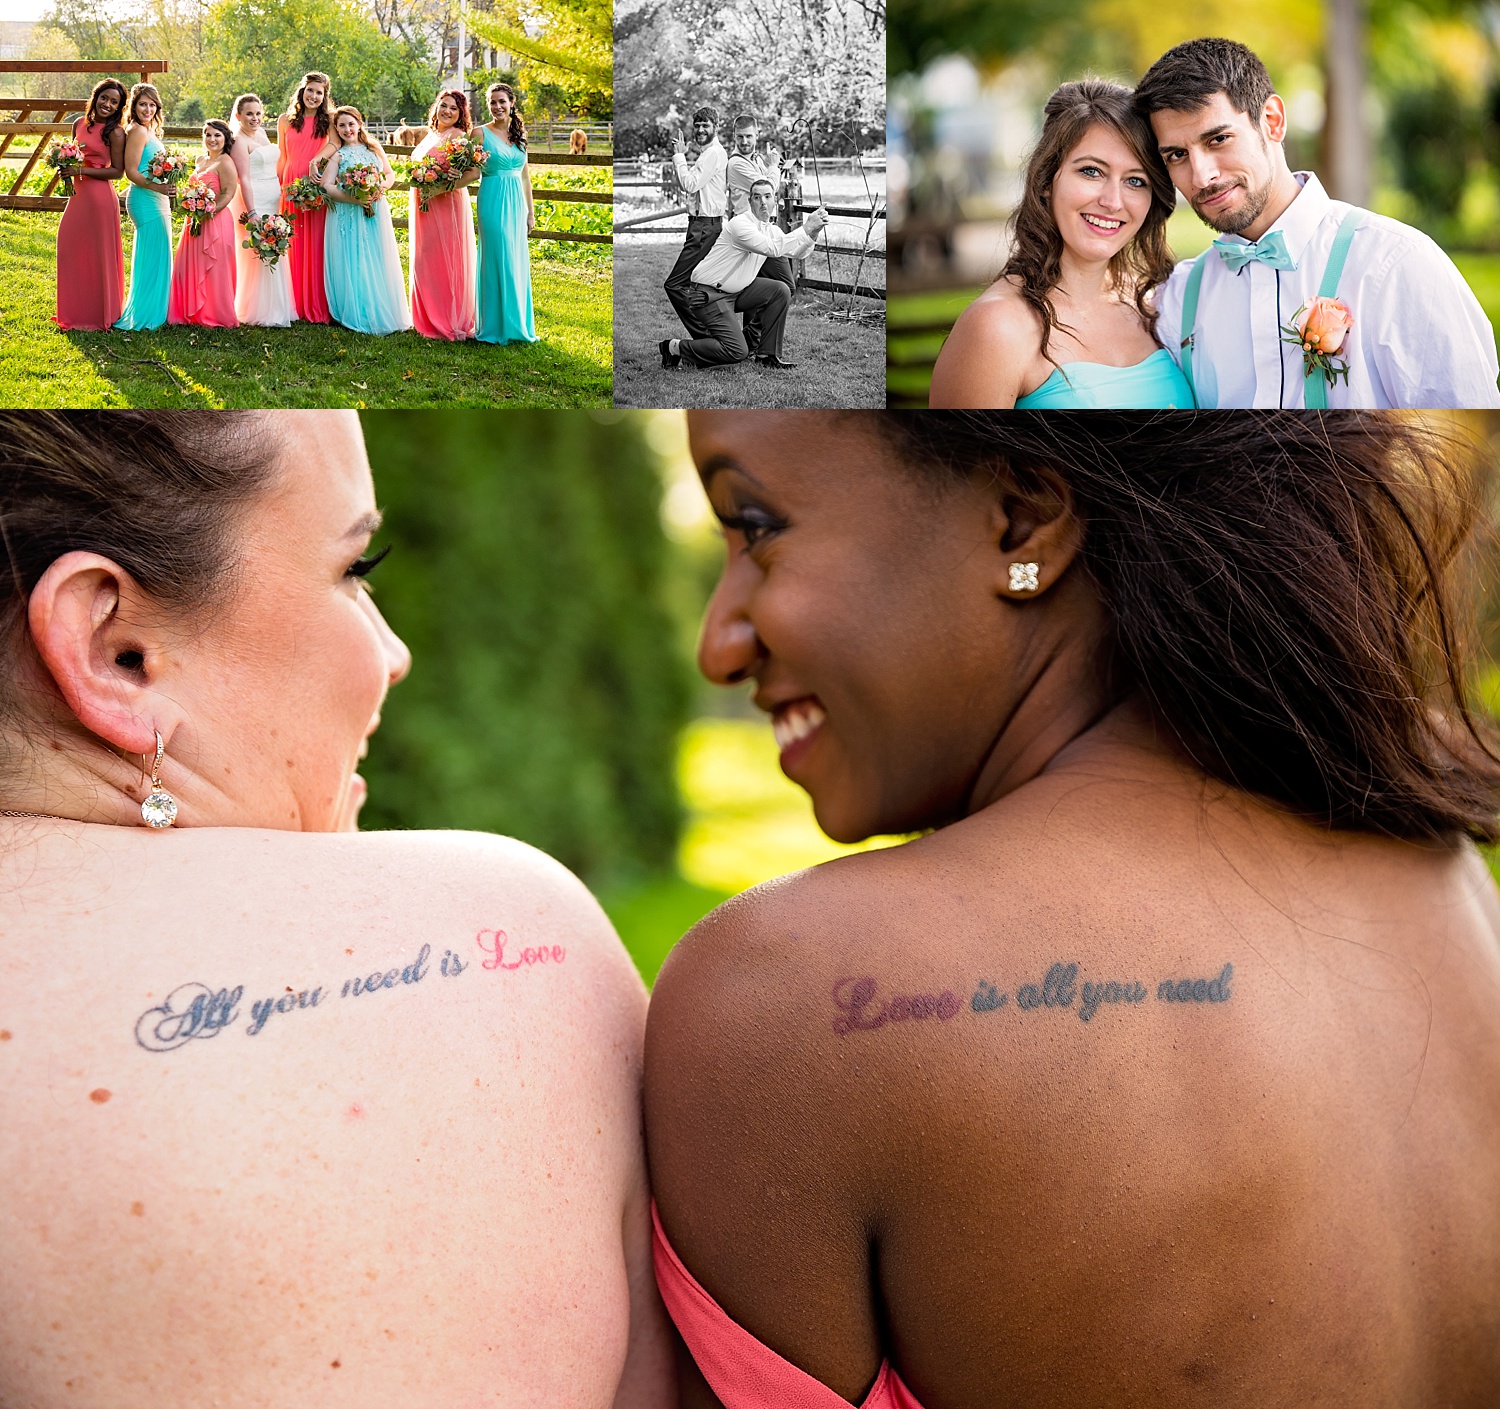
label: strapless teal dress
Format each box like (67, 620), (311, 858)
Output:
(1014, 348), (1194, 409)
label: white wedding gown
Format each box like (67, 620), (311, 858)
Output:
(232, 140), (297, 328)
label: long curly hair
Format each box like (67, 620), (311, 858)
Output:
(486, 83), (527, 150)
(83, 78), (128, 148)
(426, 89), (472, 134)
(287, 71), (334, 139)
(123, 82), (164, 137)
(1002, 79), (1176, 365)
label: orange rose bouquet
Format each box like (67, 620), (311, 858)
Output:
(1281, 296), (1354, 389)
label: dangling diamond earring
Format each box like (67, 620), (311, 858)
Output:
(1009, 562), (1041, 593)
(140, 730), (178, 829)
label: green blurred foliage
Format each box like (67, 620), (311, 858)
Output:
(196, 0), (437, 124)
(357, 412), (695, 888)
(1389, 78), (1480, 224)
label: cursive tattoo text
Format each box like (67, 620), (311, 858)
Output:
(133, 927), (565, 1054)
(833, 962), (1236, 1036)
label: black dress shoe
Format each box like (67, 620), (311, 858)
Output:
(659, 338), (681, 368)
(753, 353), (798, 369)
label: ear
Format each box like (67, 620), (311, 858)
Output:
(1261, 94), (1288, 146)
(985, 472), (1085, 601)
(26, 551), (187, 757)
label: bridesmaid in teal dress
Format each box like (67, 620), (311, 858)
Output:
(476, 83), (538, 344)
(930, 79), (1193, 409)
(114, 82), (175, 331)
(319, 105), (413, 336)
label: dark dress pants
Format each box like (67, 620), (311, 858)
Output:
(664, 216), (723, 335)
(678, 278), (792, 366)
(759, 254), (797, 297)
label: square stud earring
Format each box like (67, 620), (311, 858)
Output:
(140, 730), (179, 829)
(1008, 562), (1041, 593)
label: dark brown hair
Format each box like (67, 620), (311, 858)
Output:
(887, 411), (1500, 844)
(1135, 37), (1274, 121)
(83, 78), (128, 148)
(486, 83), (527, 150)
(203, 118), (236, 156)
(0, 413), (280, 727)
(124, 82), (164, 137)
(288, 71), (334, 139)
(1001, 79), (1176, 365)
(427, 88), (472, 134)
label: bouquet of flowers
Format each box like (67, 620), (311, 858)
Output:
(238, 210), (294, 267)
(284, 175), (326, 215)
(336, 161), (383, 217)
(45, 140), (86, 196)
(145, 147), (191, 190)
(180, 175), (217, 236)
(407, 132), (490, 212)
(407, 146), (460, 213)
(448, 130), (489, 180)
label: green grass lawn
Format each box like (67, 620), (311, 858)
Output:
(613, 238), (884, 409)
(0, 207), (612, 407)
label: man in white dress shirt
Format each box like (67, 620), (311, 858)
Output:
(659, 180), (828, 369)
(666, 106), (727, 336)
(725, 114), (796, 298)
(1138, 38), (1499, 408)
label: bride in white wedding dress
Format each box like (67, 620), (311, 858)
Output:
(228, 93), (297, 328)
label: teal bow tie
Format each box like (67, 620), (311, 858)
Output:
(1213, 229), (1296, 273)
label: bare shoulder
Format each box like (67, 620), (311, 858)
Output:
(928, 279), (1044, 408)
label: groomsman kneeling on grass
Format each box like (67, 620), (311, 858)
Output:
(659, 180), (828, 370)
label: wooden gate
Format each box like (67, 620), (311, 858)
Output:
(0, 60), (168, 208)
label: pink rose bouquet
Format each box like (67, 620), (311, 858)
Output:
(238, 210), (294, 267)
(45, 140), (86, 196)
(448, 130), (489, 179)
(1281, 296), (1354, 389)
(180, 174), (217, 236)
(336, 161), (383, 217)
(145, 148), (191, 189)
(407, 146), (459, 212)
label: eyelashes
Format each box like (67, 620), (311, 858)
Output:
(347, 543), (391, 579)
(718, 511), (785, 548)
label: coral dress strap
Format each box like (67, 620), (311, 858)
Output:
(650, 1202), (925, 1409)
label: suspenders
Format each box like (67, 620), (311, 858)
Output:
(1177, 207), (1365, 408)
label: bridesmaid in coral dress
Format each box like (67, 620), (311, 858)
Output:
(54, 78), (126, 331)
(167, 121), (239, 328)
(276, 71), (336, 324)
(409, 89), (479, 341)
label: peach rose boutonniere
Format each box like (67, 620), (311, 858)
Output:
(1280, 296), (1354, 388)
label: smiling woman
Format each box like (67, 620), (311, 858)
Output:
(929, 79), (1191, 409)
(0, 411), (671, 1409)
(646, 409), (1500, 1409)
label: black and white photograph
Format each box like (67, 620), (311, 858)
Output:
(612, 0), (885, 407)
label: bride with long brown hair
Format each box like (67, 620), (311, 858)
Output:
(930, 79), (1192, 408)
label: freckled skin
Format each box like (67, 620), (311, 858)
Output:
(646, 412), (1500, 1409)
(0, 413), (673, 1409)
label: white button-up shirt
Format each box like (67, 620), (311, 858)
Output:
(673, 138), (726, 217)
(727, 152), (780, 216)
(1155, 173), (1500, 408)
(691, 212), (816, 295)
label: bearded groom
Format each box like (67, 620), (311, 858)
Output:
(1140, 38), (1500, 408)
